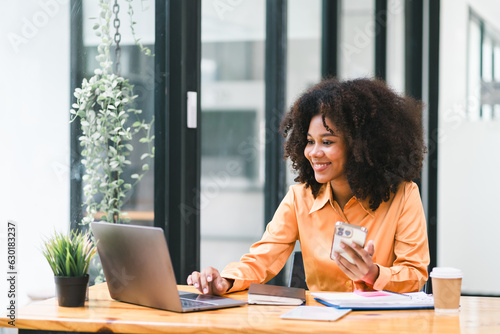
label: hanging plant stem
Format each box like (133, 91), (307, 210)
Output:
(70, 0), (154, 226)
(125, 0), (154, 56)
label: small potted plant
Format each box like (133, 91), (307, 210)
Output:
(42, 230), (97, 307)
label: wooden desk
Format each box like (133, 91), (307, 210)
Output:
(2, 284), (500, 334)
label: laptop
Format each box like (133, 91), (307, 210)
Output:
(91, 222), (247, 312)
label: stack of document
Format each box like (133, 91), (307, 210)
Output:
(312, 290), (434, 310)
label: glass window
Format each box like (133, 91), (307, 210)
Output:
(494, 44), (500, 119)
(386, 0), (405, 94)
(482, 36), (493, 120)
(286, 0), (322, 187)
(200, 0), (266, 271)
(467, 16), (481, 120)
(494, 44), (500, 81)
(339, 0), (375, 79)
(482, 36), (493, 82)
(468, 11), (500, 121)
(79, 1), (156, 225)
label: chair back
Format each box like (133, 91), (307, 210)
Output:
(287, 251), (308, 290)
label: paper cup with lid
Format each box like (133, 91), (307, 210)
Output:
(430, 267), (463, 313)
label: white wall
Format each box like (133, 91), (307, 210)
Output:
(439, 0), (500, 294)
(0, 0), (70, 310)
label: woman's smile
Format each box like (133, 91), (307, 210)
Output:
(311, 161), (331, 172)
(304, 115), (347, 185)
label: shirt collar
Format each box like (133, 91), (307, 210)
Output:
(309, 182), (374, 217)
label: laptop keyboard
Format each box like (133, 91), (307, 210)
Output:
(180, 298), (216, 309)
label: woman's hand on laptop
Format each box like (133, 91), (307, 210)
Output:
(187, 267), (234, 296)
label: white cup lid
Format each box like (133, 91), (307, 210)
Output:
(430, 267), (463, 279)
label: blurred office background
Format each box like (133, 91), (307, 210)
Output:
(1, 1), (500, 325)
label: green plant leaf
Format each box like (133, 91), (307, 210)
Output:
(41, 230), (96, 277)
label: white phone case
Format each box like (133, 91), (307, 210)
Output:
(330, 221), (367, 264)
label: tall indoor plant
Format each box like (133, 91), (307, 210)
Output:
(70, 0), (154, 226)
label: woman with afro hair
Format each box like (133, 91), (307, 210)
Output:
(188, 78), (430, 295)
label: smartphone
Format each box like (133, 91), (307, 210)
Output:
(330, 221), (368, 264)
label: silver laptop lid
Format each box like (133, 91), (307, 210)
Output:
(91, 222), (246, 313)
(91, 222), (184, 312)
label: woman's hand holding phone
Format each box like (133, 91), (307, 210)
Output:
(331, 222), (379, 285)
(332, 240), (379, 285)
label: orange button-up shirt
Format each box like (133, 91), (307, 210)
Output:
(221, 181), (429, 293)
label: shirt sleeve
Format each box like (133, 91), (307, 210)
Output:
(220, 187), (299, 293)
(370, 183), (430, 292)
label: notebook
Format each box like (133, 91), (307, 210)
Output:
(248, 283), (306, 305)
(91, 222), (247, 312)
(312, 291), (434, 310)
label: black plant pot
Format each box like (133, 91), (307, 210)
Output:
(54, 275), (89, 307)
